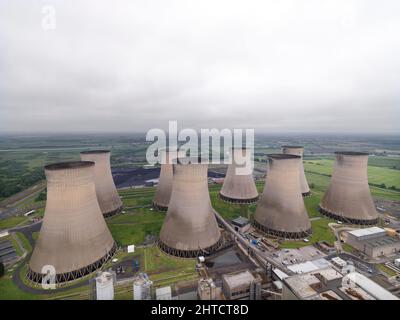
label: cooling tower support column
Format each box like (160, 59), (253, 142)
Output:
(252, 154), (312, 239)
(159, 158), (222, 258)
(282, 146), (310, 197)
(27, 161), (117, 284)
(319, 152), (378, 225)
(219, 147), (259, 204)
(80, 150), (123, 218)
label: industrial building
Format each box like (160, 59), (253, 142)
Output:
(159, 157), (222, 258)
(219, 147), (258, 204)
(221, 270), (261, 300)
(80, 150), (123, 218)
(253, 154), (312, 239)
(231, 216), (250, 233)
(152, 149), (184, 211)
(281, 146), (310, 197)
(282, 267), (398, 300)
(133, 273), (153, 300)
(319, 152), (378, 225)
(95, 271), (115, 300)
(346, 227), (400, 258)
(155, 286), (172, 300)
(27, 161), (116, 284)
(197, 278), (223, 300)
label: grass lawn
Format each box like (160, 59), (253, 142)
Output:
(342, 243), (355, 253)
(107, 208), (164, 246)
(280, 218), (335, 249)
(0, 216), (28, 230)
(15, 232), (32, 253)
(304, 159), (400, 190)
(377, 263), (398, 277)
(0, 271), (38, 300)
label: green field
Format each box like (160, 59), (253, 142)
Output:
(304, 159), (400, 189)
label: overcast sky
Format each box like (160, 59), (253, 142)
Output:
(0, 0), (399, 134)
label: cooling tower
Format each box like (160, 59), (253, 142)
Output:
(152, 149), (184, 211)
(219, 147), (259, 204)
(27, 161), (116, 284)
(282, 146), (310, 197)
(319, 152), (378, 225)
(80, 150), (122, 218)
(253, 154), (312, 239)
(159, 157), (222, 258)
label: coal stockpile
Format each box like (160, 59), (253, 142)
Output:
(112, 167), (225, 189)
(112, 167), (160, 188)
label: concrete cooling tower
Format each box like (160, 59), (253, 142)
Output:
(80, 150), (122, 218)
(282, 146), (310, 197)
(27, 161), (116, 284)
(219, 147), (259, 204)
(159, 157), (222, 258)
(152, 149), (185, 211)
(253, 154), (312, 239)
(319, 152), (378, 225)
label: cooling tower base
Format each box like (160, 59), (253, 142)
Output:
(252, 219), (312, 240)
(218, 193), (259, 205)
(302, 191), (311, 197)
(103, 206), (123, 218)
(158, 237), (223, 259)
(26, 242), (117, 284)
(318, 206), (378, 226)
(152, 202), (168, 212)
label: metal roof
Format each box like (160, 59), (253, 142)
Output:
(348, 227), (385, 238)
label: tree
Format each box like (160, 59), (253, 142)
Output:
(0, 262), (4, 278)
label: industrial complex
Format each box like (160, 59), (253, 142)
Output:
(1, 145), (400, 301)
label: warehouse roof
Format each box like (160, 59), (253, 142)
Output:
(348, 227), (385, 238)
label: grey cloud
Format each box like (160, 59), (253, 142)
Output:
(0, 0), (399, 134)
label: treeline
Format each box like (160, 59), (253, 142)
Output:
(0, 166), (45, 198)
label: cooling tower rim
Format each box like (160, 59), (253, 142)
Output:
(281, 145), (304, 149)
(80, 150), (110, 154)
(267, 153), (301, 160)
(45, 161), (94, 171)
(335, 151), (369, 156)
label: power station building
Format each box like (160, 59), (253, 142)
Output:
(159, 157), (222, 258)
(319, 152), (378, 225)
(219, 147), (259, 204)
(27, 161), (116, 284)
(253, 154), (312, 239)
(80, 150), (123, 218)
(152, 149), (184, 211)
(282, 146), (310, 197)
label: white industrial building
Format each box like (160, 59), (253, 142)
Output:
(95, 272), (115, 300)
(346, 227), (400, 258)
(282, 267), (398, 300)
(156, 286), (172, 300)
(133, 273), (153, 300)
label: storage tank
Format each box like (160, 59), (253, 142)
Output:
(219, 147), (259, 204)
(133, 273), (153, 300)
(319, 152), (378, 225)
(80, 150), (122, 218)
(282, 146), (310, 197)
(253, 154), (312, 239)
(96, 271), (115, 300)
(159, 157), (222, 258)
(27, 161), (116, 284)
